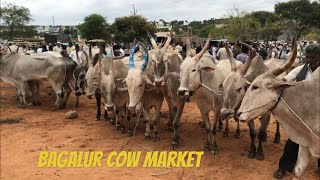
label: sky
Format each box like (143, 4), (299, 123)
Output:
(2, 0), (290, 25)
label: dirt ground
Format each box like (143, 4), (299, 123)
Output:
(0, 80), (318, 180)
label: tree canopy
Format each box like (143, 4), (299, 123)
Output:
(111, 15), (156, 44)
(78, 14), (111, 41)
(0, 3), (35, 40)
(275, 0), (320, 37)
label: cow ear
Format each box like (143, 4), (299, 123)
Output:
(199, 60), (216, 72)
(269, 81), (296, 89)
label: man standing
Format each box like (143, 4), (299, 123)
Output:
(53, 42), (62, 53)
(69, 45), (83, 65)
(273, 43), (320, 179)
(217, 42), (233, 60)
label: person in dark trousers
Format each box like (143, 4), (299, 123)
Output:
(273, 42), (320, 179)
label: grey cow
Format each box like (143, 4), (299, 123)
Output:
(221, 43), (286, 160)
(0, 52), (66, 110)
(238, 39), (320, 180)
(177, 35), (243, 154)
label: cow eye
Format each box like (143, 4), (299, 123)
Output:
(236, 87), (242, 92)
(219, 84), (223, 90)
(192, 69), (196, 72)
(252, 85), (259, 90)
(139, 84), (143, 87)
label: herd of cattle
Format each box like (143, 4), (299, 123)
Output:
(0, 32), (319, 180)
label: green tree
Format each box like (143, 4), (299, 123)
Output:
(275, 0), (320, 38)
(0, 3), (33, 40)
(78, 13), (111, 41)
(111, 15), (156, 44)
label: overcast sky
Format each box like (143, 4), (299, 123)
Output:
(3, 0), (290, 25)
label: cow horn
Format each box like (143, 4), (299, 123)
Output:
(271, 37), (297, 76)
(8, 46), (12, 52)
(226, 43), (237, 72)
(186, 28), (191, 57)
(129, 44), (139, 69)
(162, 34), (172, 50)
(138, 41), (149, 72)
(240, 42), (256, 75)
(109, 49), (115, 75)
(194, 33), (211, 61)
(81, 50), (89, 70)
(89, 44), (93, 67)
(146, 29), (158, 49)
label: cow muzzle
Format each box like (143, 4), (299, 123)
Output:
(220, 108), (234, 119)
(104, 104), (114, 111)
(237, 111), (248, 122)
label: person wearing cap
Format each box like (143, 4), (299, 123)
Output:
(53, 42), (62, 53)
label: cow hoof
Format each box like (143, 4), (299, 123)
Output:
(110, 119), (115, 125)
(274, 137), (280, 144)
(153, 136), (160, 142)
(128, 130), (133, 137)
(167, 126), (174, 132)
(96, 117), (100, 121)
(18, 104), (26, 109)
(32, 101), (37, 106)
(256, 153), (264, 161)
(120, 128), (125, 134)
(104, 117), (109, 121)
(171, 141), (179, 149)
(144, 134), (151, 140)
(234, 133), (240, 139)
(223, 132), (229, 138)
(248, 152), (256, 159)
(199, 121), (205, 128)
(211, 149), (218, 155)
(116, 124), (121, 130)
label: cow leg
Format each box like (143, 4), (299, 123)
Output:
(50, 81), (64, 111)
(127, 112), (133, 136)
(247, 120), (257, 159)
(144, 110), (152, 139)
(17, 82), (28, 108)
(153, 103), (163, 141)
(234, 115), (241, 139)
(95, 92), (101, 120)
(61, 82), (71, 109)
(223, 117), (229, 137)
(115, 108), (121, 131)
(164, 95), (175, 128)
(274, 121), (281, 144)
(33, 81), (41, 106)
(172, 98), (186, 149)
(75, 96), (80, 107)
(218, 117), (223, 131)
(201, 111), (212, 151)
(293, 146), (310, 180)
(211, 109), (220, 155)
(104, 110), (109, 122)
(256, 114), (271, 160)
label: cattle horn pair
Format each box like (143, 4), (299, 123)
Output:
(129, 41), (149, 71)
(194, 33), (211, 61)
(271, 37), (297, 76)
(240, 42), (256, 76)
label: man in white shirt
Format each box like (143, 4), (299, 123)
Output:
(53, 42), (62, 53)
(217, 42), (233, 60)
(211, 44), (218, 61)
(274, 42), (320, 179)
(69, 45), (83, 65)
